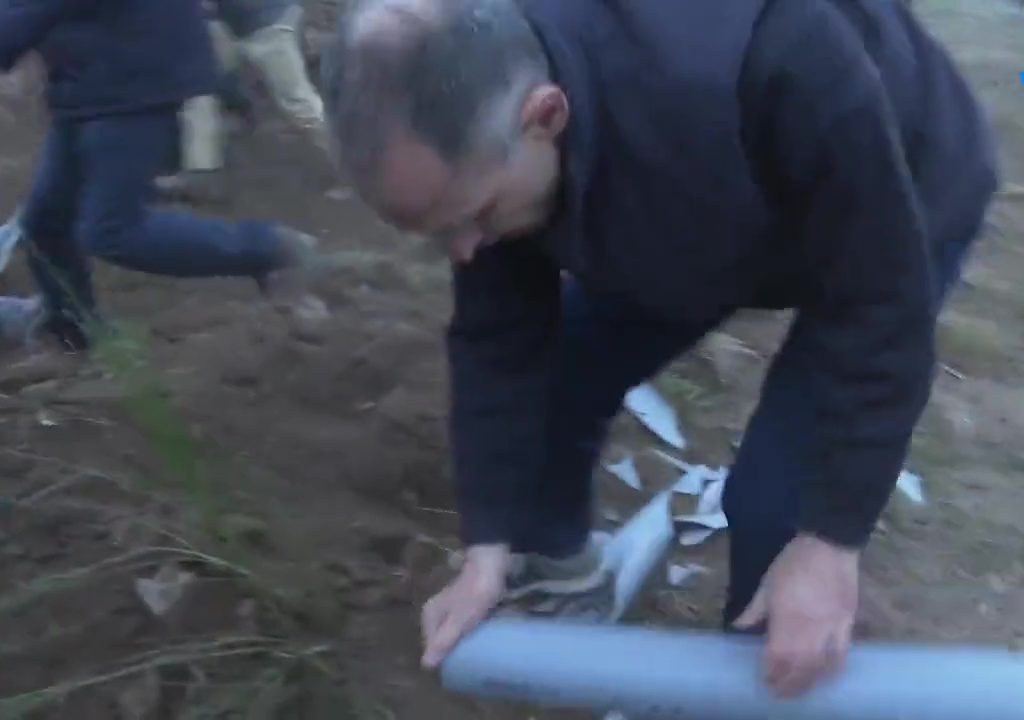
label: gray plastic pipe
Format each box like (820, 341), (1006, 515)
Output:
(441, 617), (1024, 719)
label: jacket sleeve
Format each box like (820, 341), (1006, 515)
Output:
(747, 3), (936, 547)
(447, 237), (561, 547)
(0, 0), (70, 70)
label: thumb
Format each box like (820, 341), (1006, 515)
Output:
(421, 609), (466, 670)
(733, 586), (768, 630)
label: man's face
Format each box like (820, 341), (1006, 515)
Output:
(369, 84), (570, 263)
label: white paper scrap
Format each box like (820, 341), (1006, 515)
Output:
(679, 527), (716, 547)
(696, 477), (725, 516)
(675, 474), (729, 545)
(134, 564), (196, 617)
(624, 383), (686, 449)
(897, 470), (926, 505)
(604, 454), (642, 491)
(667, 563), (710, 588)
(672, 469), (705, 496)
(675, 511), (728, 531)
(652, 449), (691, 472)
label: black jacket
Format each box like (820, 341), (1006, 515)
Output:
(449, 0), (997, 548)
(0, 0), (217, 118)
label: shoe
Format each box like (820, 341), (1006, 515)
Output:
(498, 535), (617, 622)
(259, 227), (329, 312)
(0, 295), (43, 349)
(153, 170), (229, 205)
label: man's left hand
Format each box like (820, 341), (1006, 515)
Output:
(734, 533), (860, 698)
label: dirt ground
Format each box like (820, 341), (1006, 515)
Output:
(0, 0), (1021, 718)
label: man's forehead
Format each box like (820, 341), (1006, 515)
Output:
(376, 134), (453, 228)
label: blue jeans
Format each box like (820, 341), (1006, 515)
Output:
(536, 226), (979, 624)
(20, 107), (282, 347)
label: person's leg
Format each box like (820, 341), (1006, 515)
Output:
(76, 109), (286, 280)
(179, 95), (228, 173)
(20, 120), (96, 349)
(516, 280), (724, 557)
(159, 94), (232, 204)
(721, 219), (985, 626)
(181, 19), (243, 171)
(240, 7), (329, 152)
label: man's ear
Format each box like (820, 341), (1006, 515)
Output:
(521, 83), (569, 140)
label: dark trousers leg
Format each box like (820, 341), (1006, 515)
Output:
(22, 120), (96, 346)
(520, 281), (722, 556)
(721, 219), (984, 625)
(75, 110), (282, 278)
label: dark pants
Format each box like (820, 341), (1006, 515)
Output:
(532, 229), (977, 625)
(20, 107), (282, 346)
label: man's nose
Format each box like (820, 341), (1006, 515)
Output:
(449, 230), (484, 264)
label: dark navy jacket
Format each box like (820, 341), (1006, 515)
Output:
(0, 0), (216, 118)
(449, 0), (997, 548)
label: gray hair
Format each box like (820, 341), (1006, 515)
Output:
(322, 0), (550, 193)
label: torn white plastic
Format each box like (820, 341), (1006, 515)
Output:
(675, 475), (729, 546)
(598, 490), (676, 621)
(624, 383), (686, 449)
(897, 470), (926, 505)
(604, 454), (642, 491)
(679, 527), (717, 547)
(667, 563), (709, 588)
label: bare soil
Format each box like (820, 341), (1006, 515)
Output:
(0, 1), (1021, 718)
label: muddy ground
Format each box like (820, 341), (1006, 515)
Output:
(0, 0), (1021, 718)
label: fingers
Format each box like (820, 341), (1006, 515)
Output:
(422, 597), (486, 669)
(420, 590), (449, 649)
(732, 586), (767, 630)
(420, 572), (502, 669)
(763, 613), (851, 698)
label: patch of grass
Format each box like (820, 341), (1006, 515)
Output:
(0, 320), (359, 718)
(91, 323), (223, 531)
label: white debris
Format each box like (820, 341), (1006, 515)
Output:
(0, 211), (22, 273)
(897, 470), (926, 505)
(604, 454), (642, 491)
(679, 527), (717, 547)
(667, 563), (709, 588)
(134, 563), (196, 617)
(604, 712), (629, 720)
(676, 464), (727, 497)
(624, 383), (686, 449)
(651, 449), (690, 471)
(35, 410), (58, 427)
(601, 507), (623, 523)
(675, 474), (729, 546)
(676, 510), (728, 531)
(599, 490), (676, 621)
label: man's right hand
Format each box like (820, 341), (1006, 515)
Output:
(420, 543), (512, 669)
